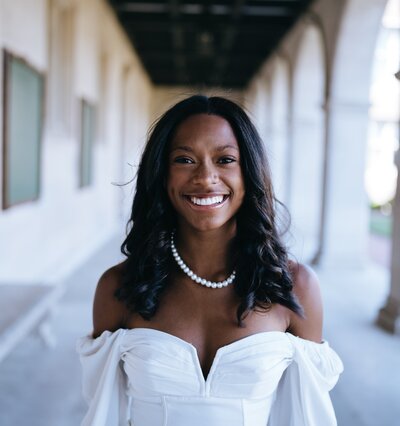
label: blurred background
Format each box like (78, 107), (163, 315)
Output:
(0, 0), (399, 425)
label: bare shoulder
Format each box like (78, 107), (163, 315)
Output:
(287, 261), (324, 343)
(92, 261), (128, 338)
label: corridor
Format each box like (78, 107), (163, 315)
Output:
(0, 0), (399, 425)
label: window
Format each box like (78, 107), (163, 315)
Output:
(2, 51), (44, 210)
(79, 99), (96, 187)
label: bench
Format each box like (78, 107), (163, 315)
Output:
(0, 283), (64, 363)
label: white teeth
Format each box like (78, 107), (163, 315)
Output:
(189, 195), (224, 206)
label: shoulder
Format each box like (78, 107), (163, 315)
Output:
(287, 261), (323, 343)
(92, 261), (129, 338)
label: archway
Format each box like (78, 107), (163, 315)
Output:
(320, 0), (389, 267)
(366, 0), (399, 269)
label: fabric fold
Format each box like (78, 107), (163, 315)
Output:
(267, 334), (344, 426)
(76, 329), (131, 426)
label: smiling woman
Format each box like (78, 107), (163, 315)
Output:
(76, 95), (343, 426)
(167, 114), (245, 233)
(115, 95), (303, 326)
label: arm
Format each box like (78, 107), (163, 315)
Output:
(269, 264), (342, 426)
(78, 262), (131, 425)
(287, 262), (324, 343)
(92, 263), (127, 338)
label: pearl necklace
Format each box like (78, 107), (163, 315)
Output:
(170, 232), (236, 289)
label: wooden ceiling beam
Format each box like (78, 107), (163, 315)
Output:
(169, 0), (189, 83)
(108, 0), (314, 87)
(211, 0), (246, 85)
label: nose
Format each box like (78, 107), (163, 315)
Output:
(192, 161), (219, 185)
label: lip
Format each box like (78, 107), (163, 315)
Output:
(183, 193), (230, 197)
(183, 194), (230, 210)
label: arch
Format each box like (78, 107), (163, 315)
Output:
(330, 0), (388, 105)
(366, 0), (399, 209)
(290, 24), (326, 262)
(319, 0), (389, 267)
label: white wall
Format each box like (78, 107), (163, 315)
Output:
(0, 0), (153, 283)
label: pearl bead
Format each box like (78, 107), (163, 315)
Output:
(170, 231), (236, 289)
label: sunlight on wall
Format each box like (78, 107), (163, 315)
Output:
(366, 0), (400, 206)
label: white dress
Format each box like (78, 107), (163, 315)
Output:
(76, 328), (343, 426)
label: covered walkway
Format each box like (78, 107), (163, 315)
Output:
(1, 0), (399, 424)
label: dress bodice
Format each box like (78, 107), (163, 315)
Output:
(76, 328), (343, 426)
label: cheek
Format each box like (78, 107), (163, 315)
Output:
(229, 170), (245, 195)
(236, 189), (245, 208)
(166, 173), (184, 205)
(235, 178), (246, 206)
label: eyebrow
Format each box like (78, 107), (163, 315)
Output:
(170, 144), (239, 152)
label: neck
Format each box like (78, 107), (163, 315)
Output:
(173, 222), (237, 281)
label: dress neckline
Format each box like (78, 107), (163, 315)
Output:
(123, 327), (290, 382)
(125, 327), (288, 351)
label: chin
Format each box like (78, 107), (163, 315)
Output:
(184, 217), (237, 233)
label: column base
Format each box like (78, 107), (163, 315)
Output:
(376, 296), (400, 334)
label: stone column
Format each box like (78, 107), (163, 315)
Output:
(314, 99), (370, 267)
(377, 70), (400, 333)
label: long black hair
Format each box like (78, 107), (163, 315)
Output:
(116, 95), (303, 325)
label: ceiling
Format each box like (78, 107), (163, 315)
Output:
(108, 0), (314, 88)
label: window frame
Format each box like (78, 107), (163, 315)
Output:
(1, 50), (45, 210)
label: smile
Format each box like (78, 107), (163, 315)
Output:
(183, 194), (230, 208)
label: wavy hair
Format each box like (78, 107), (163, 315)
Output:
(116, 95), (304, 325)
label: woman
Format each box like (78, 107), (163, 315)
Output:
(77, 95), (343, 426)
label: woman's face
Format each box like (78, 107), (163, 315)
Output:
(167, 113), (245, 232)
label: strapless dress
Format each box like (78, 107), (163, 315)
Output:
(76, 328), (343, 426)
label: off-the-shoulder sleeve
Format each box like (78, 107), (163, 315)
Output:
(76, 329), (130, 426)
(268, 334), (344, 426)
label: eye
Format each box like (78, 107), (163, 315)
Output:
(173, 156), (194, 164)
(218, 157), (236, 164)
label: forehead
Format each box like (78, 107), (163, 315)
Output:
(170, 114), (238, 150)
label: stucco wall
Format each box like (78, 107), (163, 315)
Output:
(0, 0), (153, 283)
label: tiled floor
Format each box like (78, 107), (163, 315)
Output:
(0, 234), (399, 426)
